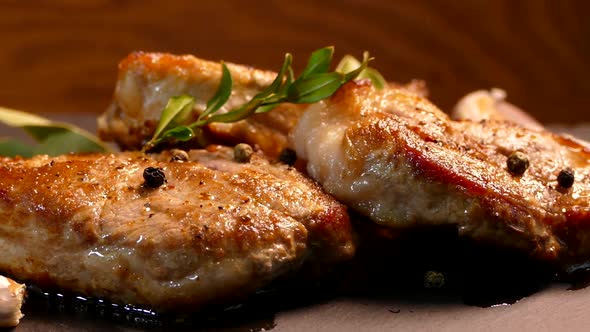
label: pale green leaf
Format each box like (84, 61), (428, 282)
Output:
(0, 107), (52, 129)
(265, 53), (293, 96)
(299, 46), (334, 79)
(360, 67), (387, 89)
(0, 106), (111, 153)
(203, 56), (298, 124)
(343, 51), (372, 82)
(254, 103), (281, 114)
(335, 54), (361, 75)
(335, 53), (385, 89)
(206, 99), (264, 124)
(145, 95), (195, 150)
(155, 125), (194, 144)
(198, 62), (233, 122)
(21, 126), (64, 141)
(32, 131), (106, 156)
(0, 138), (34, 158)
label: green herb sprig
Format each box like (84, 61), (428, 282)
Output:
(144, 46), (381, 151)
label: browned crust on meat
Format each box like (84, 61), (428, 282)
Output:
(117, 52), (276, 84)
(301, 81), (590, 266)
(0, 148), (354, 310)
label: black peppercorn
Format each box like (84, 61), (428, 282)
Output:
(506, 151), (529, 176)
(279, 148), (297, 166)
(557, 168), (575, 189)
(143, 167), (166, 188)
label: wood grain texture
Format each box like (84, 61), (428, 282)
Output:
(0, 0), (588, 123)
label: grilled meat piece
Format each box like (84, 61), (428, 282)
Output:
(98, 52), (429, 157)
(0, 146), (354, 311)
(291, 81), (590, 268)
(97, 52), (304, 157)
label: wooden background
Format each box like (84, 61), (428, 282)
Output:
(0, 0), (588, 123)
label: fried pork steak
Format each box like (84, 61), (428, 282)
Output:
(291, 81), (590, 268)
(98, 52), (428, 157)
(0, 147), (354, 311)
(97, 52), (305, 157)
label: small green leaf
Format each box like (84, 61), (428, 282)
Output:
(287, 72), (343, 104)
(335, 55), (361, 75)
(195, 57), (293, 131)
(198, 62), (233, 122)
(145, 95), (195, 150)
(299, 46), (334, 79)
(156, 125), (194, 143)
(21, 126), (64, 141)
(360, 67), (387, 89)
(343, 51), (372, 82)
(265, 53), (293, 96)
(31, 131), (106, 156)
(0, 138), (35, 158)
(254, 103), (281, 114)
(335, 52), (385, 89)
(206, 99), (264, 124)
(272, 65), (295, 102)
(155, 95), (195, 137)
(286, 67), (295, 85)
(241, 53), (292, 111)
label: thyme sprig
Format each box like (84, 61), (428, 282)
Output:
(143, 46), (378, 151)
